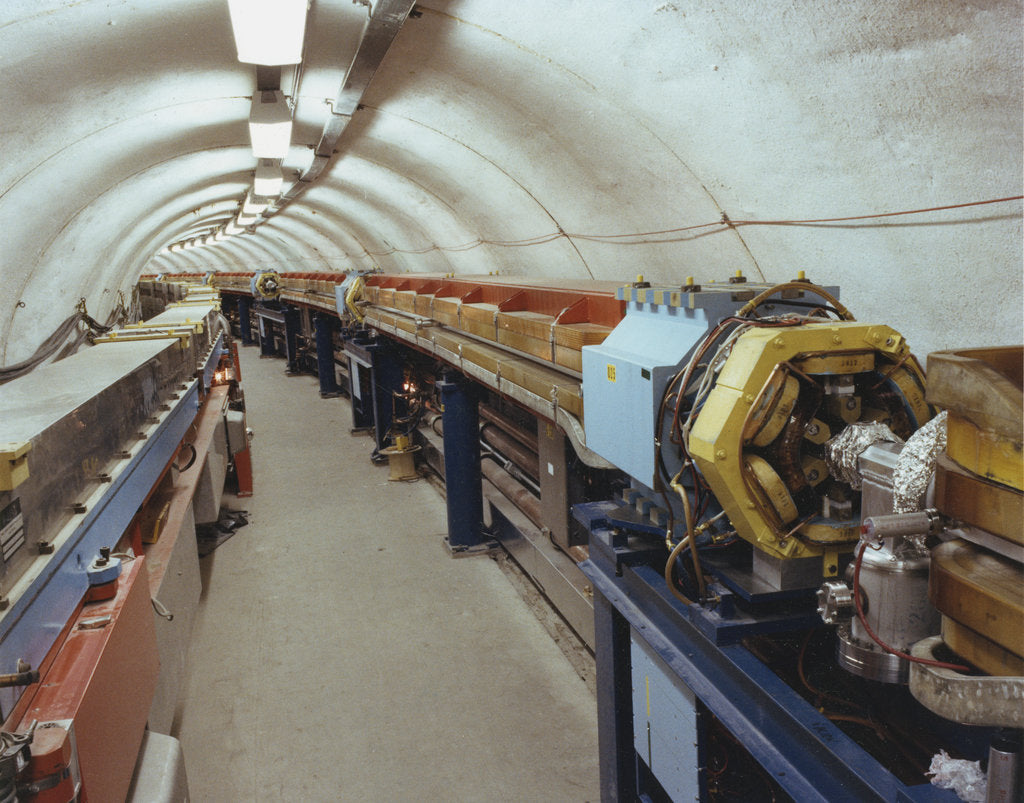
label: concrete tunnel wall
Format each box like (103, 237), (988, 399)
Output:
(0, 0), (1020, 366)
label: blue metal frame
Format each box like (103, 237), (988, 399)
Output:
(256, 305), (282, 357)
(237, 295), (253, 345)
(0, 380), (200, 717)
(314, 314), (340, 396)
(343, 335), (404, 452)
(438, 374), (485, 551)
(342, 331), (376, 431)
(580, 527), (960, 803)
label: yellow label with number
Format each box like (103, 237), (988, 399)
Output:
(607, 364), (616, 382)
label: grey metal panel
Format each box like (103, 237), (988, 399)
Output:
(631, 629), (701, 802)
(538, 424), (571, 549)
(147, 503), (202, 735)
(582, 310), (709, 486)
(193, 416), (229, 525)
(126, 731), (191, 802)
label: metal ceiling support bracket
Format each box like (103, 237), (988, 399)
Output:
(278, 0), (417, 206)
(256, 66), (282, 92)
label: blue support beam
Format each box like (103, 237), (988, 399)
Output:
(237, 295), (253, 345)
(314, 314), (340, 397)
(580, 529), (961, 803)
(368, 342), (404, 453)
(438, 374), (487, 554)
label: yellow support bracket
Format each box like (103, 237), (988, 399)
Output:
(168, 299), (220, 309)
(93, 329), (193, 348)
(0, 441), (31, 491)
(129, 319), (205, 334)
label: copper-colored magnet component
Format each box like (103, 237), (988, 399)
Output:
(935, 454), (1023, 545)
(930, 539), (1024, 663)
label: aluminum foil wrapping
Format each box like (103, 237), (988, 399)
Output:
(927, 750), (986, 802)
(825, 422), (903, 490)
(893, 410), (947, 514)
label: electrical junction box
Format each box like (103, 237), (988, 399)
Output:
(225, 409), (247, 454)
(581, 288), (711, 488)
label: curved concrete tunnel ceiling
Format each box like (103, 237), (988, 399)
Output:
(0, 0), (1020, 365)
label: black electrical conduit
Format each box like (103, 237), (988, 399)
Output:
(0, 313), (81, 383)
(1, 296), (133, 384)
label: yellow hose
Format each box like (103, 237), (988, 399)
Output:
(664, 536), (694, 606)
(668, 463), (708, 601)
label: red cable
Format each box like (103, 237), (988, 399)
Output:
(852, 540), (971, 673)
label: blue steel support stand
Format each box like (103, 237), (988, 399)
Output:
(237, 295), (253, 345)
(594, 588), (638, 801)
(579, 526), (960, 803)
(283, 306), (301, 374)
(344, 331), (375, 432)
(367, 341), (404, 453)
(438, 374), (496, 557)
(314, 313), (340, 396)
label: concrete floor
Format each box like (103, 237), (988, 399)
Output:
(175, 345), (601, 802)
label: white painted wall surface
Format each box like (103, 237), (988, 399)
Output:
(0, 1), (1020, 363)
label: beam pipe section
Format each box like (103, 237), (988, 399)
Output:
(439, 375), (484, 550)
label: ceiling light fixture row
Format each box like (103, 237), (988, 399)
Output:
(228, 1), (310, 239)
(160, 1), (311, 258)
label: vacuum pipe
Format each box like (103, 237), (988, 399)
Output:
(481, 460), (542, 529)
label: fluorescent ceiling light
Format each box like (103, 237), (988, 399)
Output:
(225, 222), (244, 236)
(255, 159), (283, 196)
(249, 90), (292, 158)
(227, 0), (309, 65)
(242, 192), (270, 216)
